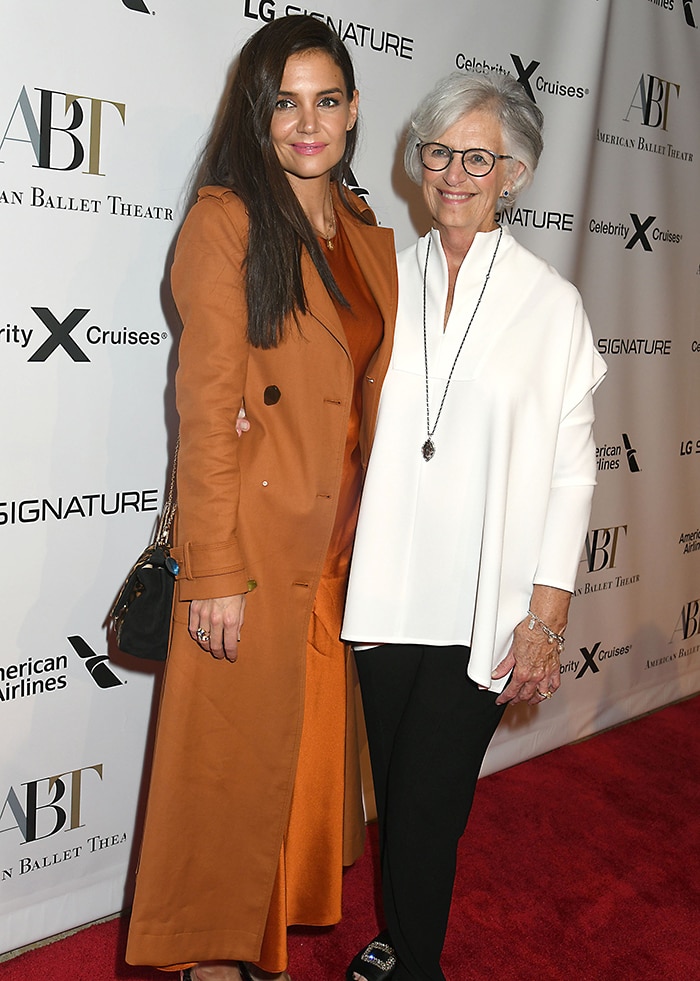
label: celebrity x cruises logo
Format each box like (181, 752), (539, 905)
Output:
(122, 0), (151, 11)
(576, 641), (632, 678)
(509, 53), (588, 104)
(625, 215), (683, 251)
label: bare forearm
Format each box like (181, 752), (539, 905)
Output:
(493, 585), (572, 705)
(528, 583), (572, 636)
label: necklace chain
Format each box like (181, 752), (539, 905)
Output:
(324, 188), (336, 250)
(421, 227), (502, 461)
(308, 187), (336, 249)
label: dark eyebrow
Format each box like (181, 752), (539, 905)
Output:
(277, 87), (344, 97)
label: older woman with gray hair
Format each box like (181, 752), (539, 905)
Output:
(342, 72), (606, 981)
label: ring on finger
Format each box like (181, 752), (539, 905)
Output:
(536, 688), (553, 699)
(196, 627), (210, 643)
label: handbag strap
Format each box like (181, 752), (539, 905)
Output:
(155, 435), (179, 546)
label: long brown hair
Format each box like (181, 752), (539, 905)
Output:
(199, 15), (371, 348)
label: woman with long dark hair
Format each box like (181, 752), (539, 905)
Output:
(126, 16), (397, 981)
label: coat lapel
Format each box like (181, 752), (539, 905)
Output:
(341, 213), (397, 332)
(300, 248), (348, 350)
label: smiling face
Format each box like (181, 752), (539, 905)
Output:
(270, 48), (358, 194)
(421, 110), (523, 240)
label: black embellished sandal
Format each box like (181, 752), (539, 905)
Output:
(346, 931), (398, 981)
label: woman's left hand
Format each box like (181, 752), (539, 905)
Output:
(492, 585), (571, 706)
(236, 403), (250, 437)
(189, 593), (247, 662)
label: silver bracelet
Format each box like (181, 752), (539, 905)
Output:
(527, 609), (565, 653)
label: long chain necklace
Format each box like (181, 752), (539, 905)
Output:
(421, 226), (503, 461)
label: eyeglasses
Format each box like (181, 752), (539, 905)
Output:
(417, 143), (513, 177)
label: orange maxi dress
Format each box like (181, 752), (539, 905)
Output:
(255, 220), (384, 973)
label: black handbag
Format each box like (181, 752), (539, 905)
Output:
(110, 444), (179, 661)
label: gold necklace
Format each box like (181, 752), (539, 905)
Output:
(325, 204), (337, 250)
(312, 190), (336, 250)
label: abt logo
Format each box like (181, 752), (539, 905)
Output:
(624, 74), (680, 131)
(670, 598), (700, 643)
(0, 87), (126, 176)
(0, 765), (103, 843)
(581, 525), (627, 573)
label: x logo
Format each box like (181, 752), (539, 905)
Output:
(28, 307), (90, 362)
(122, 0), (150, 11)
(576, 643), (601, 679)
(510, 55), (540, 102)
(683, 1), (697, 28)
(625, 214), (655, 252)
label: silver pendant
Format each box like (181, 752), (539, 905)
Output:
(422, 438), (435, 461)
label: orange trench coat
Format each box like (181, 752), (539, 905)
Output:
(126, 185), (397, 968)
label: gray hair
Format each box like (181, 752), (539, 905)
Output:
(404, 71), (544, 209)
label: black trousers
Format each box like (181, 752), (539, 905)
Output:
(355, 644), (507, 981)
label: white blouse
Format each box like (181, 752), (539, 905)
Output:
(342, 226), (607, 691)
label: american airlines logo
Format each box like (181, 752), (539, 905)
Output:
(68, 637), (123, 689)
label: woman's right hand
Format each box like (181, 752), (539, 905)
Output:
(189, 594), (247, 662)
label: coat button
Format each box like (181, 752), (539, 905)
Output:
(264, 385), (281, 405)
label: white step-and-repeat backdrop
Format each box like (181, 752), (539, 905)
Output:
(2, 0), (698, 953)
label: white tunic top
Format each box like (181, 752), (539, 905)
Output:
(342, 226), (607, 691)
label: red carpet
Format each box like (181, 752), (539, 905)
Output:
(4, 695), (699, 981)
